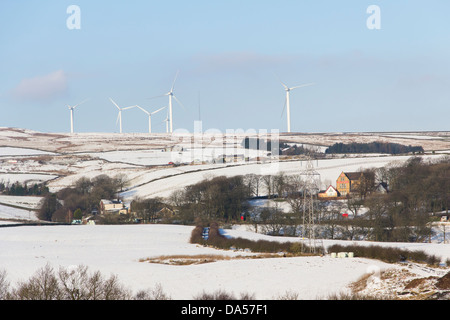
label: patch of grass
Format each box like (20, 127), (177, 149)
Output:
(140, 254), (234, 265)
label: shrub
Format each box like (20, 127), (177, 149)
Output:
(73, 208), (83, 220)
(134, 283), (171, 300)
(193, 289), (255, 300)
(0, 270), (10, 300)
(191, 222), (322, 255)
(7, 264), (132, 300)
(327, 244), (443, 266)
(193, 289), (237, 300)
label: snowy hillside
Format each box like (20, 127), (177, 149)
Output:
(0, 224), (448, 300)
(0, 128), (449, 300)
(1, 128), (449, 201)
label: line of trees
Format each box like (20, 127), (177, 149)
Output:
(241, 137), (323, 157)
(38, 174), (126, 222)
(363, 157), (449, 242)
(33, 154), (448, 243)
(169, 175), (252, 224)
(168, 156), (449, 242)
(325, 142), (424, 155)
(167, 172), (316, 225)
(314, 157), (449, 242)
(0, 181), (49, 196)
(130, 197), (166, 223)
(0, 264), (170, 300)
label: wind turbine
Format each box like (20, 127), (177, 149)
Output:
(109, 98), (136, 133)
(67, 99), (89, 134)
(163, 109), (169, 133)
(279, 80), (315, 133)
(149, 71), (185, 133)
(136, 105), (166, 133)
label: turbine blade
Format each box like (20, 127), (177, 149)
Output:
(281, 96), (287, 118)
(109, 98), (121, 110)
(137, 106), (150, 115)
(122, 105), (137, 111)
(171, 70), (179, 92)
(73, 98), (90, 109)
(151, 106), (166, 115)
(173, 95), (185, 110)
(274, 74), (289, 90)
(116, 112), (120, 125)
(290, 83), (315, 90)
(148, 94), (168, 100)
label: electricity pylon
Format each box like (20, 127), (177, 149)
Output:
(300, 154), (321, 253)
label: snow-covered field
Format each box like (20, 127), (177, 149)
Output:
(0, 224), (448, 300)
(119, 154), (445, 200)
(0, 204), (38, 223)
(0, 128), (449, 200)
(0, 147), (55, 157)
(0, 128), (449, 300)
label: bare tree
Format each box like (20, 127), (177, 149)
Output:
(9, 264), (131, 300)
(0, 269), (10, 300)
(273, 172), (287, 198)
(243, 174), (262, 197)
(114, 173), (129, 192)
(262, 175), (274, 199)
(12, 264), (61, 300)
(321, 202), (345, 240)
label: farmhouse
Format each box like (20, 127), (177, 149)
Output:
(99, 199), (130, 214)
(318, 185), (340, 199)
(336, 171), (363, 196)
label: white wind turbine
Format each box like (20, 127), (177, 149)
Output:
(67, 99), (89, 134)
(161, 109), (170, 133)
(149, 71), (185, 133)
(164, 113), (169, 133)
(109, 98), (137, 133)
(279, 80), (315, 133)
(136, 105), (166, 133)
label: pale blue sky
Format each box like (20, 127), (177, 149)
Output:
(1, 1), (449, 133)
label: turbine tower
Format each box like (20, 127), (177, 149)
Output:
(67, 99), (89, 134)
(150, 71), (185, 133)
(136, 105), (166, 133)
(163, 111), (169, 133)
(109, 98), (136, 133)
(280, 80), (314, 133)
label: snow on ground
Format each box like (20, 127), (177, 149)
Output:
(120, 154), (446, 200)
(0, 203), (38, 223)
(0, 224), (448, 299)
(0, 173), (58, 185)
(0, 147), (56, 157)
(0, 195), (43, 210)
(0, 224), (401, 300)
(46, 160), (143, 192)
(0, 129), (449, 299)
